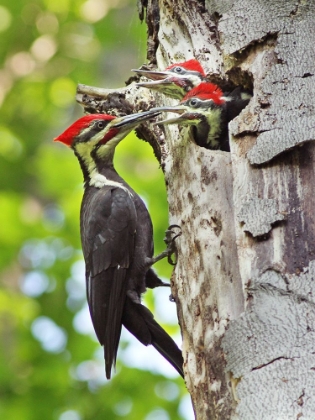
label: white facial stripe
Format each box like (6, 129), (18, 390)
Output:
(189, 74), (204, 87)
(78, 125), (95, 138)
(74, 125), (110, 160)
(74, 122), (117, 177)
(74, 123), (133, 195)
(201, 99), (215, 107)
(75, 141), (98, 177)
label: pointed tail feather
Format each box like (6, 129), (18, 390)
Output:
(122, 298), (184, 378)
(104, 267), (127, 379)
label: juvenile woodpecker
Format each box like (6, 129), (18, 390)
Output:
(133, 59), (206, 99)
(152, 82), (251, 151)
(54, 111), (184, 379)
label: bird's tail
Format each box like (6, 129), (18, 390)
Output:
(87, 267), (127, 380)
(103, 268), (126, 380)
(122, 298), (184, 378)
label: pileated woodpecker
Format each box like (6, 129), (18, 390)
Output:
(133, 59), (206, 99)
(152, 82), (251, 151)
(54, 111), (184, 379)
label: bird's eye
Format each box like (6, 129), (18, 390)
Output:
(97, 121), (105, 129)
(190, 98), (198, 107)
(174, 66), (184, 74)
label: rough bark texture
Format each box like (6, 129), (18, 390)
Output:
(77, 0), (315, 418)
(139, 1), (245, 418)
(143, 0), (315, 419)
(218, 2), (315, 419)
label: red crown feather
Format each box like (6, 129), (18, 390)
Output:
(54, 114), (115, 146)
(166, 59), (206, 77)
(182, 82), (224, 105)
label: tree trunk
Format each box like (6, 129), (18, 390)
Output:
(142, 0), (315, 419)
(77, 0), (315, 418)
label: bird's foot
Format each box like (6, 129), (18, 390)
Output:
(164, 224), (182, 265)
(147, 225), (182, 266)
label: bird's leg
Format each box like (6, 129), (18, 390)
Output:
(146, 224), (182, 267)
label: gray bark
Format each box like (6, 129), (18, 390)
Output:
(144, 0), (315, 419)
(78, 0), (315, 418)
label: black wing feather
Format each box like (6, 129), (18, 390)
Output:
(104, 266), (126, 378)
(81, 186), (136, 379)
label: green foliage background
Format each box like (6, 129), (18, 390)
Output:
(0, 1), (192, 419)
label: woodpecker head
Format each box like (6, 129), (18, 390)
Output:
(132, 59), (207, 99)
(153, 82), (224, 125)
(54, 110), (160, 180)
(152, 82), (251, 151)
(150, 82), (229, 150)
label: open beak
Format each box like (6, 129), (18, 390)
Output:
(136, 78), (182, 90)
(156, 113), (197, 125)
(149, 105), (198, 126)
(112, 109), (161, 129)
(150, 105), (187, 114)
(132, 69), (170, 81)
(134, 74), (191, 99)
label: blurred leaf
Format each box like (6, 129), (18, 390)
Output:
(0, 0), (190, 419)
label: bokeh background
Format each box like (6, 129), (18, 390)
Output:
(0, 1), (194, 419)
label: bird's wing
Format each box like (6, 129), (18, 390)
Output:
(80, 186), (137, 378)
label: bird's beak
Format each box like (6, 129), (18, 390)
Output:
(111, 109), (161, 129)
(136, 77), (191, 95)
(149, 105), (198, 126)
(132, 69), (170, 81)
(150, 105), (187, 114)
(136, 78), (177, 90)
(156, 114), (194, 125)
(150, 105), (187, 125)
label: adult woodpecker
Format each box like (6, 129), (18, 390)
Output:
(54, 111), (184, 379)
(152, 82), (251, 151)
(132, 59), (206, 99)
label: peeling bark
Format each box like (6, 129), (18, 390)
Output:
(79, 0), (315, 418)
(237, 198), (285, 237)
(146, 0), (315, 419)
(214, 0), (315, 165)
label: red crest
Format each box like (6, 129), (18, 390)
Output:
(54, 114), (116, 146)
(166, 59), (206, 77)
(182, 82), (224, 105)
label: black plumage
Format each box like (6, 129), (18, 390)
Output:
(81, 169), (184, 379)
(55, 112), (183, 379)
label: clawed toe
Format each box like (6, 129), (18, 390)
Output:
(146, 225), (182, 267)
(164, 224), (182, 245)
(164, 224), (182, 265)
